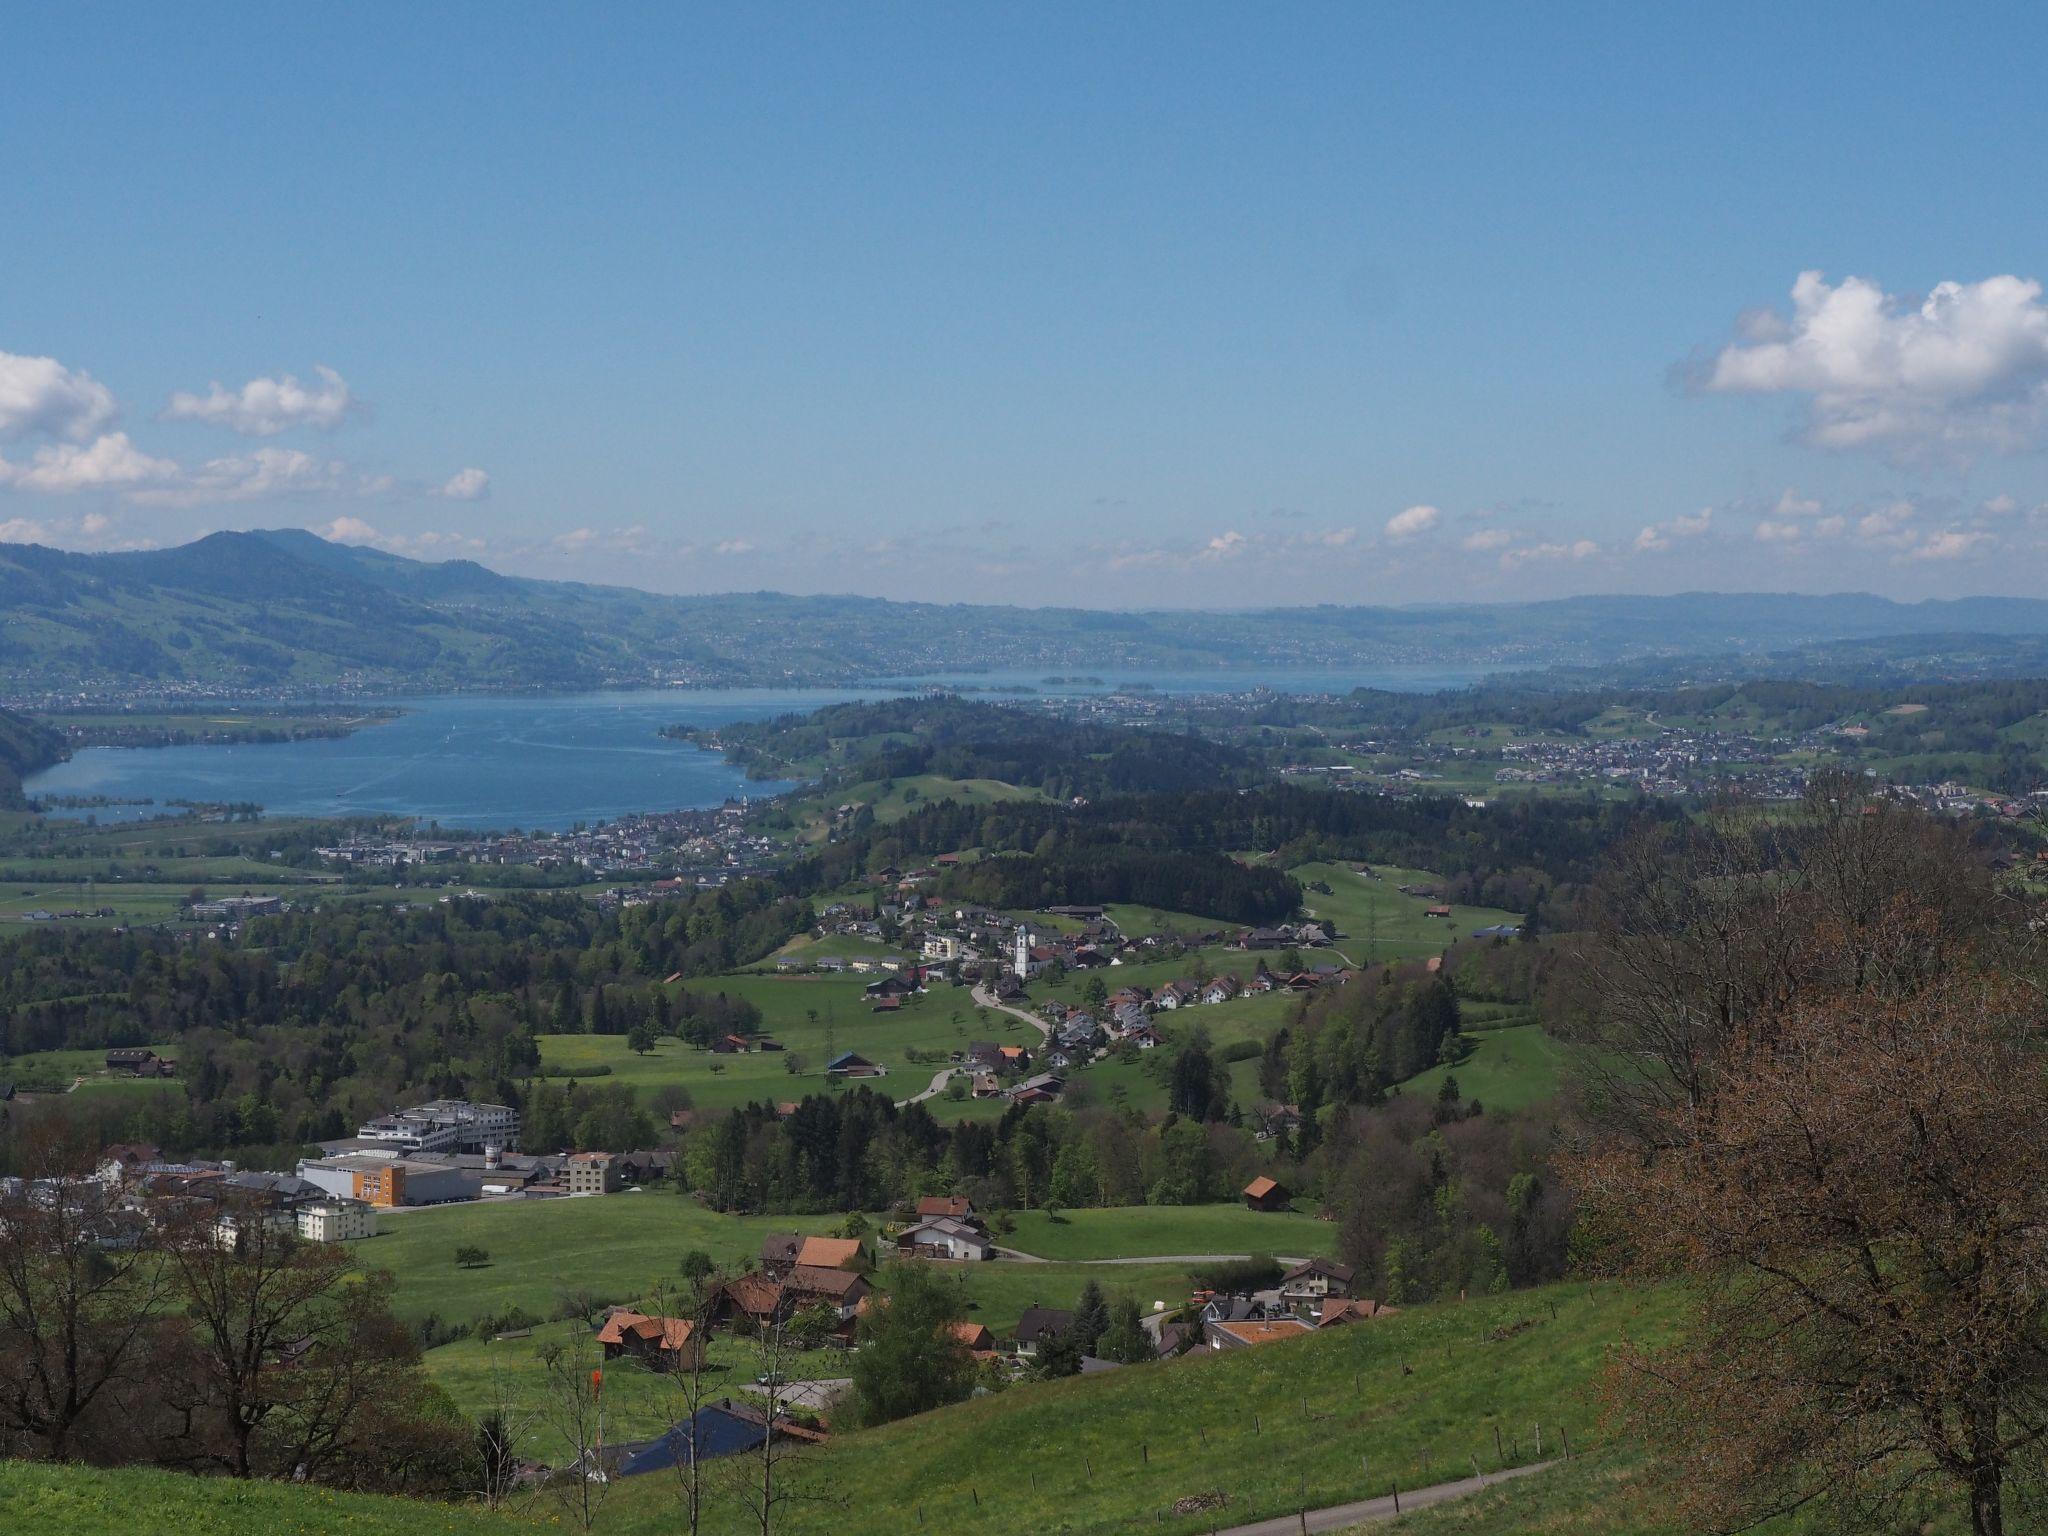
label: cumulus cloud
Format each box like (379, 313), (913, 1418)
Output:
(1461, 528), (1514, 552)
(1702, 270), (2048, 455)
(161, 365), (357, 436)
(1854, 500), (1919, 549)
(1907, 529), (1994, 561)
(0, 351), (120, 442)
(1773, 489), (1822, 518)
(1304, 526), (1357, 548)
(711, 538), (756, 557)
(1384, 504), (1440, 542)
(1634, 507), (1714, 552)
(0, 509), (154, 551)
(438, 466), (490, 501)
(0, 432), (180, 494)
(1754, 520), (1805, 543)
(127, 446), (353, 508)
(1198, 530), (1248, 560)
(320, 515), (383, 545)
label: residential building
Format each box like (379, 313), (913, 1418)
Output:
(565, 1152), (619, 1196)
(297, 1198), (377, 1242)
(896, 1216), (994, 1261)
(1205, 1317), (1313, 1351)
(355, 1099), (520, 1155)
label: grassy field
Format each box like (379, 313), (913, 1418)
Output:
(1402, 1026), (1577, 1115)
(0, 1278), (1959, 1536)
(999, 1204), (1336, 1260)
(582, 1278), (1686, 1536)
(0, 1461), (526, 1536)
(360, 1193), (847, 1328)
(0, 1042), (184, 1095)
(1290, 862), (1525, 965)
(537, 971), (1018, 1116)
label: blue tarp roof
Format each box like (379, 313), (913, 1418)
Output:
(611, 1403), (768, 1476)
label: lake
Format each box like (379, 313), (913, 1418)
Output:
(23, 667), (1500, 832)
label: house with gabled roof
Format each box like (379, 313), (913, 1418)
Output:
(596, 1309), (705, 1371)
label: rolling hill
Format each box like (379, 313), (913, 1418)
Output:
(9, 529), (2048, 695)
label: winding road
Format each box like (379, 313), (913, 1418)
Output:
(895, 1067), (959, 1107)
(972, 982), (1053, 1041)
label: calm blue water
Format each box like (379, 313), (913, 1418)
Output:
(23, 690), (866, 832)
(23, 667), (1498, 832)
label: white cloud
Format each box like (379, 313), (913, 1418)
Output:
(1633, 507), (1714, 552)
(0, 432), (180, 493)
(0, 509), (155, 551)
(1703, 270), (2048, 455)
(712, 538), (756, 557)
(1499, 539), (1598, 569)
(1907, 529), (1993, 561)
(1815, 515), (1847, 538)
(127, 446), (351, 508)
(1773, 490), (1822, 518)
(1754, 520), (1804, 543)
(1197, 530), (1248, 560)
(1304, 526), (1357, 548)
(0, 351), (119, 443)
(1384, 504), (1440, 542)
(1854, 500), (1919, 549)
(161, 365), (357, 436)
(1982, 493), (2019, 517)
(320, 515), (383, 545)
(439, 467), (490, 501)
(1461, 528), (1514, 552)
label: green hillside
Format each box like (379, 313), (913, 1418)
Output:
(0, 1461), (528, 1536)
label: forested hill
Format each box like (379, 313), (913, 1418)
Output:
(0, 708), (64, 809)
(11, 528), (2048, 694)
(688, 695), (1265, 796)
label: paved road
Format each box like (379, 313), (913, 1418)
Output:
(971, 984), (1052, 1041)
(896, 1067), (958, 1107)
(1211, 1461), (1555, 1536)
(994, 1249), (1308, 1266)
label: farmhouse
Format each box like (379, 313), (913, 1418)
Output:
(825, 1052), (885, 1079)
(795, 1234), (869, 1271)
(597, 1309), (705, 1372)
(896, 1215), (994, 1261)
(1243, 1175), (1292, 1211)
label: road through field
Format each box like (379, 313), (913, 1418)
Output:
(1212, 1460), (1555, 1535)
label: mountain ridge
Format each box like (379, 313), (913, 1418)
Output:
(8, 530), (2048, 696)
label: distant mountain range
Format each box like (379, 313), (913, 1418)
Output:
(8, 528), (2048, 698)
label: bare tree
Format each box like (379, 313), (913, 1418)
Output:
(535, 1332), (611, 1532)
(162, 1202), (360, 1478)
(476, 1354), (545, 1513)
(1572, 789), (2048, 1536)
(723, 1310), (819, 1536)
(0, 1124), (175, 1460)
(651, 1276), (723, 1535)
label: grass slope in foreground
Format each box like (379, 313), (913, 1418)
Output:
(0, 1461), (525, 1536)
(592, 1279), (1681, 1536)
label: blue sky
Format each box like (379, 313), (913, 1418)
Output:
(5, 3), (2048, 605)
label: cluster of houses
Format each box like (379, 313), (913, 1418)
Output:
(313, 804), (776, 881)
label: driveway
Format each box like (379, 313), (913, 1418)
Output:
(896, 1067), (958, 1107)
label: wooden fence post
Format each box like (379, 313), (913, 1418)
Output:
(1494, 1423), (1505, 1466)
